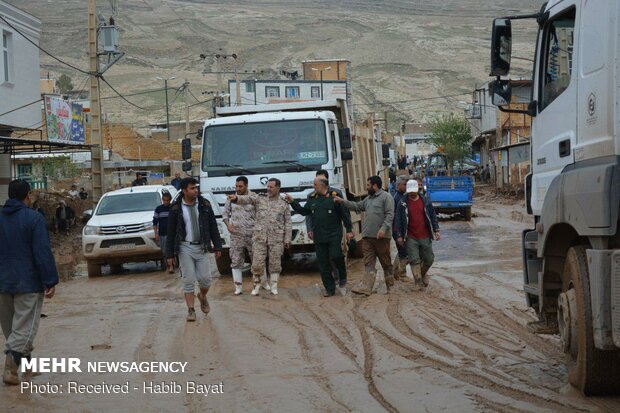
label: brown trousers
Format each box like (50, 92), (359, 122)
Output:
(362, 238), (393, 275)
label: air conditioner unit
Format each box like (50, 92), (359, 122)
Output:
(100, 25), (118, 53)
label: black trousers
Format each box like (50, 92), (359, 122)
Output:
(315, 238), (346, 294)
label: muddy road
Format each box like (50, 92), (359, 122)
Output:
(2, 196), (620, 412)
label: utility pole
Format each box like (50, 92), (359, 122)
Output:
(156, 76), (175, 140)
(235, 64), (241, 106)
(88, 0), (104, 207)
(184, 79), (190, 136)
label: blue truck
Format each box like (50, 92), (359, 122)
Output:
(424, 153), (474, 221)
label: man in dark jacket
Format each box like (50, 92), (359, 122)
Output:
(0, 180), (58, 385)
(392, 175), (409, 280)
(166, 177), (222, 322)
(394, 179), (440, 290)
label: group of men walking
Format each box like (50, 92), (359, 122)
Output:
(222, 169), (441, 299)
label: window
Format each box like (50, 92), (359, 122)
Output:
(17, 164), (32, 178)
(265, 86), (280, 98)
(311, 86), (321, 99)
(2, 31), (12, 83)
(245, 82), (255, 93)
(285, 86), (300, 98)
(539, 9), (575, 111)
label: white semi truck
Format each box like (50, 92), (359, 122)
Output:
(182, 99), (389, 274)
(489, 0), (620, 395)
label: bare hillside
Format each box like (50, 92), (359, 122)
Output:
(9, 0), (541, 129)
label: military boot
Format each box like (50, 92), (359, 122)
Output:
(260, 271), (271, 291)
(421, 264), (431, 288)
(232, 269), (243, 295)
(352, 270), (375, 296)
(412, 264), (423, 291)
(3, 352), (20, 386)
(384, 269), (395, 289)
(270, 273), (280, 295)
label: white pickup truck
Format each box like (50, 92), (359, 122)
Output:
(82, 185), (177, 277)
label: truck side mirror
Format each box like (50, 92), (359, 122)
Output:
(182, 138), (192, 160)
(381, 144), (390, 159)
(490, 79), (512, 106)
(341, 151), (353, 161)
(339, 128), (352, 149)
(490, 18), (512, 76)
(182, 160), (192, 172)
(196, 127), (203, 141)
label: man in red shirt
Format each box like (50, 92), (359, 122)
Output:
(393, 180), (440, 290)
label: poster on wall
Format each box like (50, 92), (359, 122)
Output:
(44, 95), (85, 144)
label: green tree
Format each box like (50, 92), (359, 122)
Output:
(38, 157), (81, 181)
(56, 74), (74, 95)
(428, 113), (472, 174)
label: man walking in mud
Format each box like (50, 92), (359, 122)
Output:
(392, 175), (409, 281)
(394, 179), (440, 290)
(286, 178), (354, 297)
(223, 176), (266, 295)
(166, 177), (223, 321)
(228, 178), (291, 296)
(335, 176), (395, 295)
(0, 180), (58, 385)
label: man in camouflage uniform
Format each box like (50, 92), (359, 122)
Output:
(223, 176), (268, 295)
(228, 178), (291, 296)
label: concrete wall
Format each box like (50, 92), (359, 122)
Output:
(0, 1), (41, 130)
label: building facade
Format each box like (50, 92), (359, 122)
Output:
(0, 1), (41, 133)
(228, 79), (347, 106)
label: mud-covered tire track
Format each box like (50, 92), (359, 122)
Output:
(352, 300), (400, 413)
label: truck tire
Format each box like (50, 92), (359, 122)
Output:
(561, 246), (620, 395)
(87, 261), (102, 277)
(464, 207), (472, 221)
(215, 250), (232, 275)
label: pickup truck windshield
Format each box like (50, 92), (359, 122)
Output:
(203, 119), (327, 176)
(96, 193), (161, 215)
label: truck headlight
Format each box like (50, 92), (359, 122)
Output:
(83, 225), (100, 235)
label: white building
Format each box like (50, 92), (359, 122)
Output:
(0, 1), (42, 133)
(228, 79), (347, 106)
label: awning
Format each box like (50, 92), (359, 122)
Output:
(0, 136), (94, 155)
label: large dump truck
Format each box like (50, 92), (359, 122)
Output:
(489, 0), (620, 395)
(183, 99), (390, 273)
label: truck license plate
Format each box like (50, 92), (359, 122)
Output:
(110, 243), (136, 250)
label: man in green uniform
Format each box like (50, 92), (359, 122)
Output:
(285, 178), (354, 297)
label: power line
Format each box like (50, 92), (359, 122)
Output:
(101, 87), (167, 100)
(189, 97), (216, 108)
(0, 98), (43, 118)
(99, 76), (153, 111)
(0, 15), (91, 76)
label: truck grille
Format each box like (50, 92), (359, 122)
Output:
(101, 223), (148, 235)
(612, 250), (620, 347)
(100, 237), (146, 248)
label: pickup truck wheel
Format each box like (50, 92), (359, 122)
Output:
(109, 264), (123, 274)
(215, 250), (232, 275)
(463, 207), (472, 221)
(561, 246), (620, 395)
(87, 261), (102, 277)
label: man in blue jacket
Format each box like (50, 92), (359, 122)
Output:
(394, 179), (440, 290)
(0, 180), (58, 385)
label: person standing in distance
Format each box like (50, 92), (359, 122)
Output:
(0, 180), (58, 385)
(153, 192), (173, 273)
(166, 178), (223, 321)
